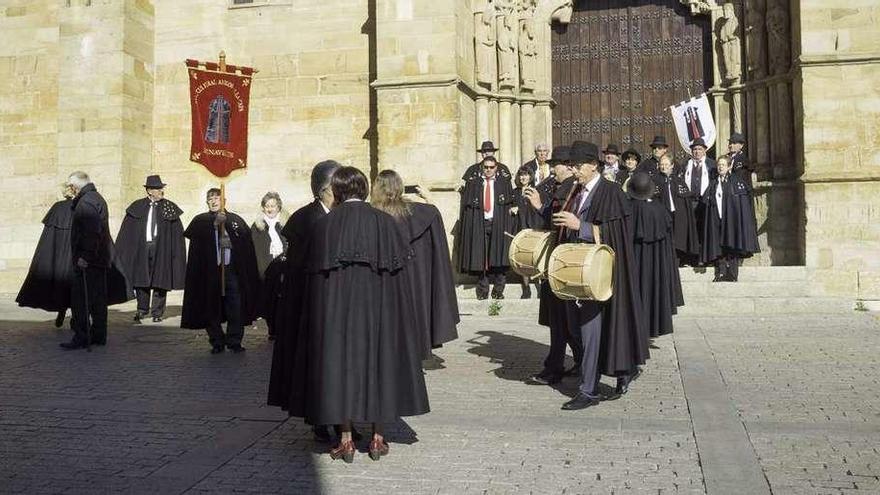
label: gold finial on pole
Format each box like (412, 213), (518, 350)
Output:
(219, 51), (227, 72)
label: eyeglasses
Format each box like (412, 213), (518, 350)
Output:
(483, 165), (497, 170)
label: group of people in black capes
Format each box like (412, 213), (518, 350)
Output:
(16, 164), (459, 464)
(456, 134), (758, 410)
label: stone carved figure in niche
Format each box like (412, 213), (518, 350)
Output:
(476, 2), (497, 89)
(497, 12), (517, 90)
(766, 0), (791, 75)
(745, 2), (766, 79)
(519, 17), (538, 91)
(718, 3), (742, 85)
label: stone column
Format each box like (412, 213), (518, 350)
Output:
(498, 98), (513, 166)
(476, 96), (490, 150)
(513, 101), (522, 167)
(521, 101), (536, 164)
(489, 98), (501, 145)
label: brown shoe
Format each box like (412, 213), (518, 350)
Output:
(368, 438), (389, 461)
(330, 440), (355, 463)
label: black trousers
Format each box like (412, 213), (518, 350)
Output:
(135, 241), (167, 317)
(206, 267), (244, 347)
(715, 252), (740, 281)
(70, 266), (108, 345)
(542, 284), (583, 374)
(476, 219), (506, 296)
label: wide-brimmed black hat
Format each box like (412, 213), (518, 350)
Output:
(477, 141), (499, 153)
(690, 138), (707, 149)
(728, 132), (746, 144)
(626, 172), (656, 201)
(650, 135), (669, 148)
(144, 175), (166, 189)
(570, 140), (600, 164)
(548, 145), (572, 164)
(621, 148), (642, 163)
(602, 143), (621, 155)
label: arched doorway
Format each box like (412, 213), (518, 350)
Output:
(551, 0), (713, 160)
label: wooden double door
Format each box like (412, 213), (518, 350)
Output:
(551, 0), (712, 160)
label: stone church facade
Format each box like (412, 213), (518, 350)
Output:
(0, 0), (877, 300)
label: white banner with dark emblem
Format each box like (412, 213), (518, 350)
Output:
(669, 93), (717, 154)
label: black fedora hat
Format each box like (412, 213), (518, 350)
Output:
(144, 175), (166, 189)
(728, 132), (746, 144)
(690, 138), (707, 149)
(626, 172), (656, 201)
(547, 145), (572, 164)
(570, 140), (600, 163)
(649, 135), (669, 148)
(602, 143), (621, 155)
(621, 148), (642, 163)
(477, 141), (499, 153)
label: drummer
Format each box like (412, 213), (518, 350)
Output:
(547, 141), (648, 410)
(522, 146), (582, 386)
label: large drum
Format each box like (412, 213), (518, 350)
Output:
(547, 243), (615, 301)
(508, 229), (554, 279)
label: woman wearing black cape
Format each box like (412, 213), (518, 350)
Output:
(300, 167), (429, 463)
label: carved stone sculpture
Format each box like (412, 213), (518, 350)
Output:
(718, 3), (742, 85)
(745, 3), (766, 79)
(475, 3), (497, 89)
(766, 0), (790, 75)
(497, 13), (517, 90)
(519, 17), (538, 91)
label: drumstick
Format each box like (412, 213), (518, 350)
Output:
(557, 183), (579, 242)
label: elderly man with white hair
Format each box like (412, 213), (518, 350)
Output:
(61, 171), (113, 350)
(521, 143), (552, 185)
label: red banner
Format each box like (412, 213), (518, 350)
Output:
(186, 59), (254, 178)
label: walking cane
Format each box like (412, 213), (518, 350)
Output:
(81, 267), (92, 353)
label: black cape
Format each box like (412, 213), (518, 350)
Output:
(462, 161), (511, 181)
(405, 203), (459, 356)
(629, 198), (683, 339)
(654, 174), (701, 258)
(701, 176), (761, 261)
(250, 218), (289, 326)
(457, 171), (515, 273)
(301, 201), (429, 424)
(18, 199), (132, 311)
(116, 198), (186, 290)
(582, 179), (649, 375)
(267, 200), (326, 413)
(180, 211), (261, 329)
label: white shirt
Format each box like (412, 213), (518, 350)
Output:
(482, 176), (495, 220)
(146, 200), (158, 242)
(667, 180), (676, 212)
(577, 174), (602, 213)
(264, 216), (284, 258)
(685, 158), (710, 196)
(320, 200), (330, 213)
(535, 160), (551, 183)
(716, 178), (725, 219)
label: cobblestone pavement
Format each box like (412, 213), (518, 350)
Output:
(0, 297), (878, 494)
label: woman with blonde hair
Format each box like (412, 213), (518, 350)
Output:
(371, 170), (459, 359)
(251, 191), (288, 339)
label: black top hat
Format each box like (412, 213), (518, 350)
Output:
(602, 143), (621, 155)
(650, 135), (669, 148)
(477, 141), (499, 153)
(626, 172), (656, 201)
(547, 145), (572, 164)
(570, 140), (600, 163)
(690, 138), (707, 149)
(621, 148), (642, 163)
(144, 175), (166, 189)
(728, 132), (746, 144)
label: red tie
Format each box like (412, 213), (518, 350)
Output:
(483, 179), (492, 216)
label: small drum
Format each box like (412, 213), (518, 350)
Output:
(508, 229), (555, 279)
(547, 243), (615, 301)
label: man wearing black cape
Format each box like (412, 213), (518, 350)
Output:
(181, 188), (260, 354)
(116, 175), (186, 323)
(552, 142), (648, 409)
(627, 172), (684, 339)
(458, 155), (515, 299)
(637, 135), (672, 177)
(301, 167), (429, 462)
(267, 160), (341, 442)
(461, 141), (511, 181)
(654, 155), (701, 263)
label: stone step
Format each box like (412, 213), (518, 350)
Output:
(457, 296), (853, 317)
(678, 265), (808, 282)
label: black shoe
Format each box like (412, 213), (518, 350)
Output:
(54, 312), (65, 328)
(615, 368), (641, 396)
(561, 393), (600, 410)
(210, 345), (225, 354)
(491, 291), (505, 300)
(528, 370), (562, 385)
(476, 292), (488, 301)
(563, 365), (581, 377)
(152, 316), (163, 323)
(60, 340), (87, 350)
(313, 425), (333, 443)
(228, 344), (246, 353)
(133, 313), (144, 323)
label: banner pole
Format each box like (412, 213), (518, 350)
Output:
(220, 181), (227, 297)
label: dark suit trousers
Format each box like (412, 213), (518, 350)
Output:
(476, 219), (506, 296)
(566, 300), (603, 398)
(135, 241), (167, 317)
(206, 267), (244, 347)
(542, 284), (583, 374)
(71, 266), (108, 344)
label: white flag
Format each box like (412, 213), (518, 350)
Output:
(670, 93), (717, 154)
